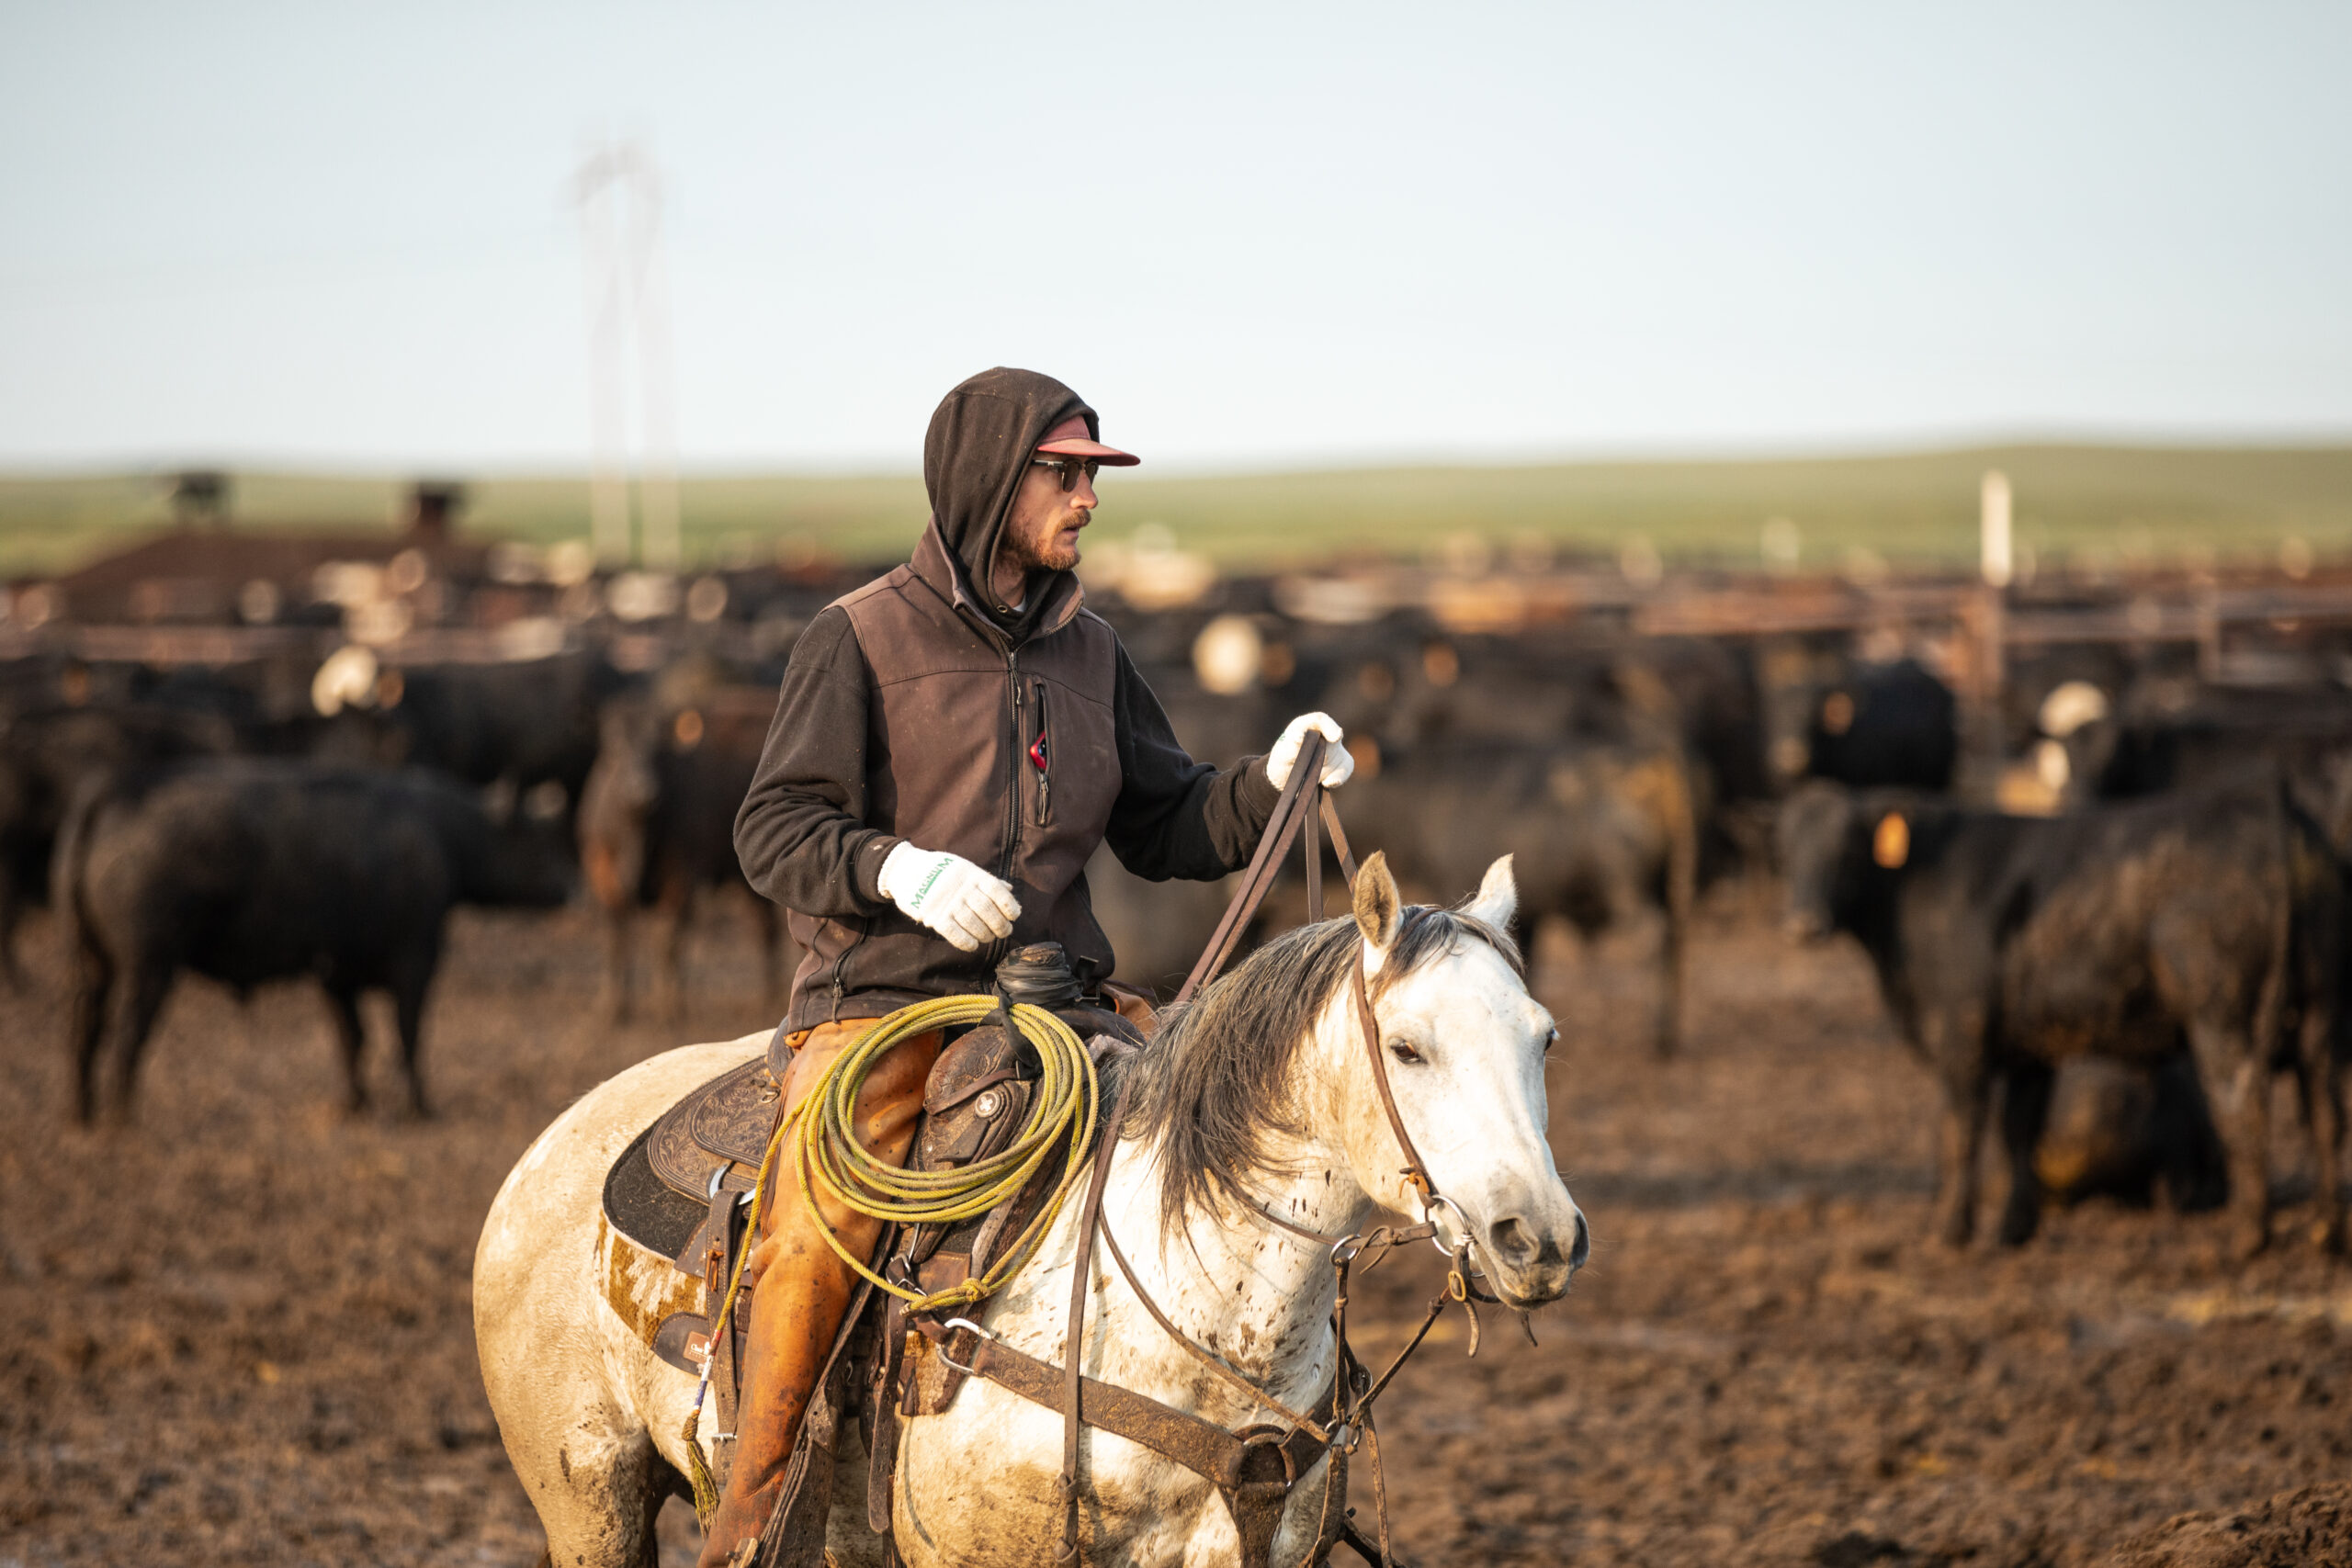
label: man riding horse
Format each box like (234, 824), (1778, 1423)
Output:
(710, 366), (1354, 1565)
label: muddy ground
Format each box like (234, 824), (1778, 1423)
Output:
(3, 889), (2348, 1568)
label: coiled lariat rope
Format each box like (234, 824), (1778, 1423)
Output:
(684, 995), (1102, 1522)
(789, 995), (1102, 1312)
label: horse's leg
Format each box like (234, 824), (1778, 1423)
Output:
(323, 984), (369, 1115)
(501, 1391), (673, 1568)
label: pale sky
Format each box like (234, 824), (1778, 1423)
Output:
(3, 1), (2346, 471)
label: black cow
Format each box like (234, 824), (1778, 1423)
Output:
(2053, 682), (2352, 830)
(1778, 774), (2343, 1255)
(328, 653), (625, 818)
(0, 705), (237, 986)
(576, 688), (793, 1021)
(1307, 628), (1768, 890)
(1342, 738), (1700, 1056)
(57, 761), (573, 1122)
(1799, 658), (1958, 791)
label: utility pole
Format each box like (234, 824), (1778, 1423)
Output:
(1979, 470), (2012, 592)
(1971, 470), (2012, 797)
(571, 138), (683, 570)
(631, 174), (683, 573)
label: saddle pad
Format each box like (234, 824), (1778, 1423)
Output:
(598, 1131), (741, 1377)
(602, 1122), (710, 1262)
(647, 1056), (780, 1201)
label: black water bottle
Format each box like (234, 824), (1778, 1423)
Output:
(994, 942), (1080, 1010)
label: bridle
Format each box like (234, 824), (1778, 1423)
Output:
(1177, 731), (1465, 1248)
(1066, 732), (1510, 1565)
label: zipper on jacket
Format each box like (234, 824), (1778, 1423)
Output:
(827, 916), (866, 1023)
(1029, 678), (1052, 826)
(987, 650), (1023, 968)
(1003, 653), (1023, 874)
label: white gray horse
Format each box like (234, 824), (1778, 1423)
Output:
(475, 853), (1586, 1567)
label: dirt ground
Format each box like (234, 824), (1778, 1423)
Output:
(4, 888), (2348, 1568)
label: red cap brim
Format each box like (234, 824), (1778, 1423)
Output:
(1035, 435), (1139, 466)
(1036, 413), (1139, 466)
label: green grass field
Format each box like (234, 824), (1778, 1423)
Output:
(4, 443), (2347, 581)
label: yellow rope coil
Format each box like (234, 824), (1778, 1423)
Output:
(685, 996), (1098, 1523)
(797, 996), (1101, 1310)
(710, 995), (1100, 1330)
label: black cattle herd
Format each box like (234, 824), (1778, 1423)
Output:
(7, 578), (2352, 1261)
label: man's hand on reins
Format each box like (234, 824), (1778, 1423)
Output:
(876, 843), (1022, 953)
(1266, 712), (1355, 790)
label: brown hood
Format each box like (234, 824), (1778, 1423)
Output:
(922, 367), (1097, 639)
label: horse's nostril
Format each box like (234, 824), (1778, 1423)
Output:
(1487, 1215), (1538, 1266)
(1566, 1211), (1591, 1270)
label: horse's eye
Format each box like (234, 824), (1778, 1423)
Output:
(1543, 1028), (1560, 1055)
(1387, 1040), (1423, 1066)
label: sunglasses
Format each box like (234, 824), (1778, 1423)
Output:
(1031, 457), (1102, 492)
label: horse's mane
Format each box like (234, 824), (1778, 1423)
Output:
(1123, 902), (1523, 1237)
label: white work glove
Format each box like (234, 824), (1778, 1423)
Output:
(876, 842), (1021, 953)
(1265, 712), (1355, 791)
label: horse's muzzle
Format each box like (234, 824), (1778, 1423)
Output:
(1482, 1203), (1588, 1308)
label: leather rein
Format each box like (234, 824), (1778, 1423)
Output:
(912, 734), (1498, 1568)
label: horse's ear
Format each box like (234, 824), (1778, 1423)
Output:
(1465, 853), (1517, 931)
(1354, 850), (1402, 973)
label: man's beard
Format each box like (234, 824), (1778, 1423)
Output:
(1012, 518), (1083, 574)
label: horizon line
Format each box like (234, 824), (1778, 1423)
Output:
(7, 426), (2352, 484)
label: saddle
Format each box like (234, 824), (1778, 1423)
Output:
(596, 948), (1152, 1481)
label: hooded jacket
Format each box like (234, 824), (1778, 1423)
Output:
(735, 367), (1282, 1030)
